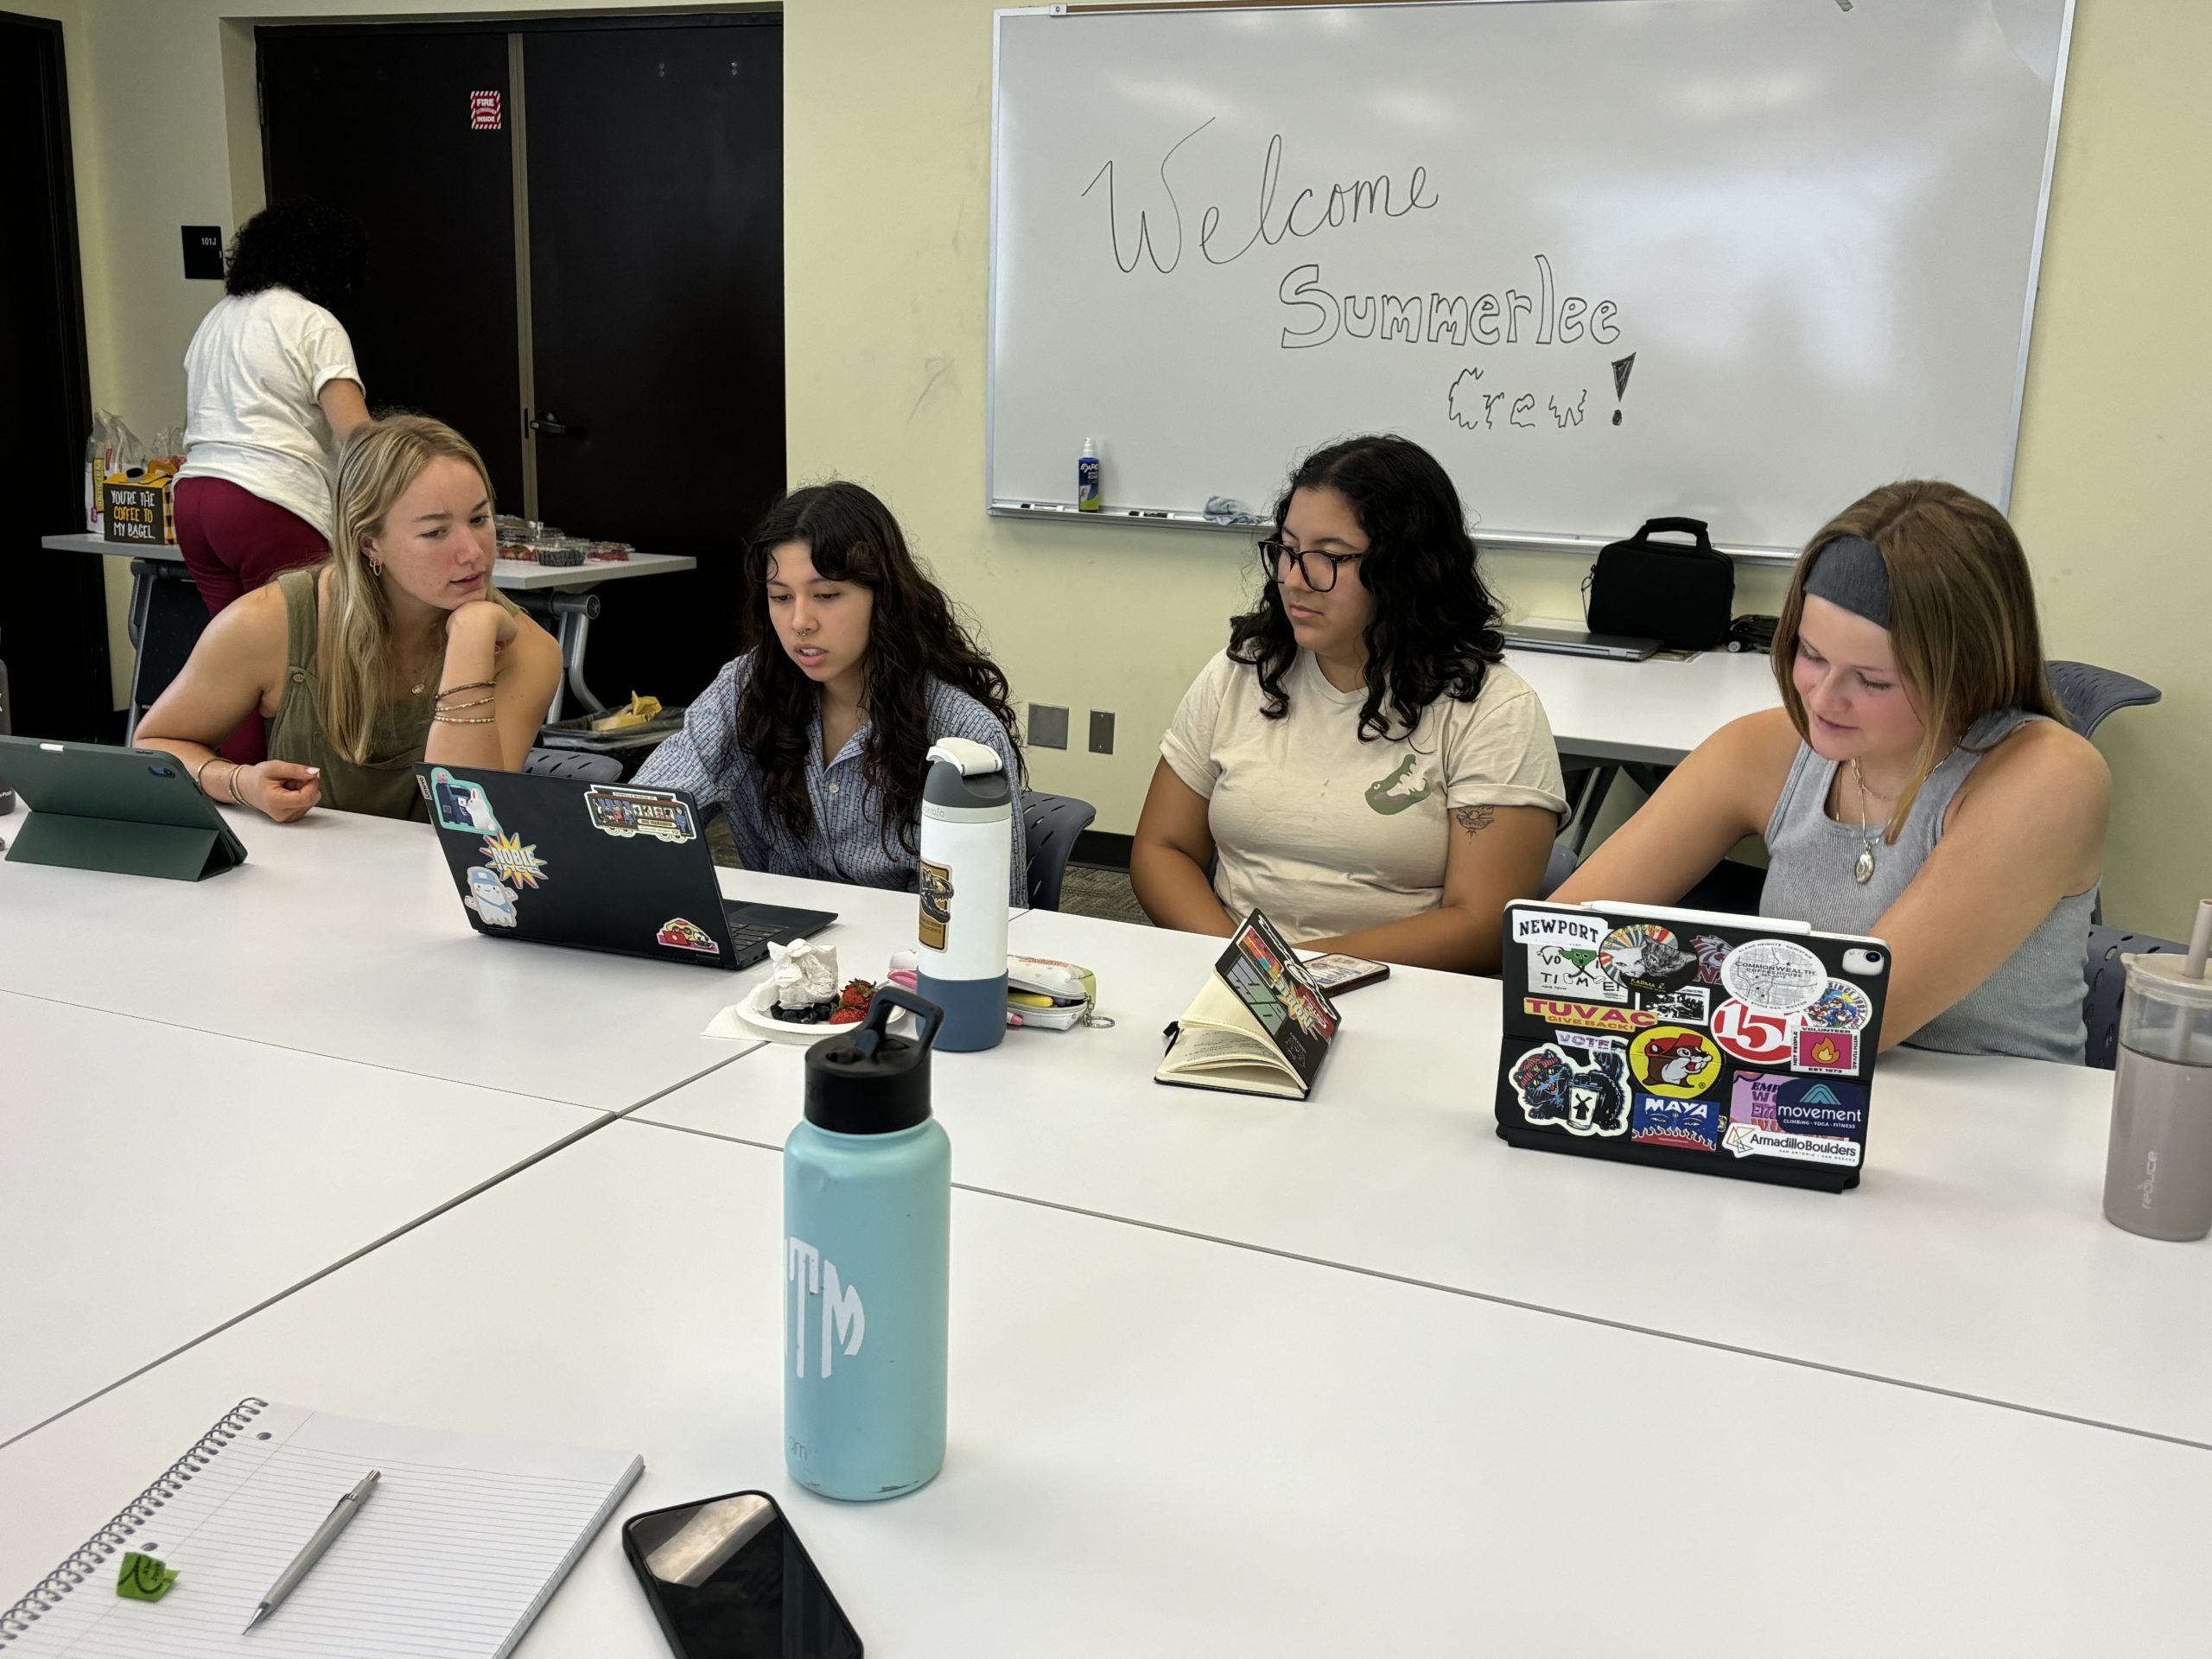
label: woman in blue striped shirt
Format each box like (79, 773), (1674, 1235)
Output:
(636, 481), (1027, 900)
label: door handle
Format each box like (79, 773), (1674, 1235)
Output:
(527, 410), (584, 439)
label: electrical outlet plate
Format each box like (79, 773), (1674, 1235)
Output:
(1088, 710), (1115, 755)
(1029, 702), (1069, 750)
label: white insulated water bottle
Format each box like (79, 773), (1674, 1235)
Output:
(915, 737), (1010, 1052)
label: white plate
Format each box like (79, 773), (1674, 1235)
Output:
(728, 979), (910, 1045)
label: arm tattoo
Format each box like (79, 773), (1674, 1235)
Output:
(1452, 804), (1497, 837)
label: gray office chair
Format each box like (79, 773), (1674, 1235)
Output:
(2048, 660), (2161, 740)
(1023, 790), (1097, 912)
(2044, 661), (2160, 925)
(524, 747), (622, 784)
(125, 565), (213, 741)
(1540, 840), (1579, 899)
(2082, 924), (2187, 1071)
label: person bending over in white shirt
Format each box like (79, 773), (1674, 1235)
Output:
(175, 200), (372, 767)
(1133, 435), (1568, 973)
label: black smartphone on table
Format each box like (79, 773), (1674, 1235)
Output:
(1297, 951), (1391, 995)
(623, 1490), (864, 1658)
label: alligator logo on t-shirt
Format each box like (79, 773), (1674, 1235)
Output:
(1363, 753), (1434, 816)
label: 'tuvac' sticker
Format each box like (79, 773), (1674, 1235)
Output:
(1524, 998), (1656, 1035)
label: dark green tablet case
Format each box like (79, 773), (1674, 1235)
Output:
(0, 735), (247, 881)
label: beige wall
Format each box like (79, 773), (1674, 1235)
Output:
(53, 0), (2206, 934)
(791, 0), (2205, 938)
(2005, 3), (2212, 939)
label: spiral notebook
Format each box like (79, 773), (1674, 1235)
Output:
(1, 1398), (643, 1656)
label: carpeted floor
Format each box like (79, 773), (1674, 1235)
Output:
(1057, 863), (1151, 925)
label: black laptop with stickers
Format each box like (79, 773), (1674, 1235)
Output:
(1495, 900), (1890, 1192)
(416, 764), (835, 971)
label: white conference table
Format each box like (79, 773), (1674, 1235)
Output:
(632, 907), (2212, 1449)
(41, 532), (697, 724)
(3, 1118), (2202, 1657)
(0, 990), (606, 1448)
(0, 800), (952, 1112)
(1504, 632), (1780, 766)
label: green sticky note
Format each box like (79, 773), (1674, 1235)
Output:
(117, 1551), (178, 1601)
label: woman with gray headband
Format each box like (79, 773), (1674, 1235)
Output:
(1555, 480), (2106, 1063)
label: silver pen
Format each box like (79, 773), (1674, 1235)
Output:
(242, 1468), (379, 1633)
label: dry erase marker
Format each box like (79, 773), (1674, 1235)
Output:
(244, 1469), (379, 1632)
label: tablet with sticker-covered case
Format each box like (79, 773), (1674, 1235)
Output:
(1495, 899), (1889, 1192)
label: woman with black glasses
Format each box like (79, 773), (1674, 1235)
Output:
(1130, 435), (1566, 972)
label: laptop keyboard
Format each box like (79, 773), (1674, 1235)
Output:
(724, 921), (780, 957)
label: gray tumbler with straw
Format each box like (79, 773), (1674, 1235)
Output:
(2103, 900), (2212, 1241)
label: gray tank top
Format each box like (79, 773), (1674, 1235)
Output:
(1760, 709), (2093, 1064)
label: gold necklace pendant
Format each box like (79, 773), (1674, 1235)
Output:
(1850, 757), (1878, 884)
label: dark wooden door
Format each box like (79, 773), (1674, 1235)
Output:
(0, 10), (107, 741)
(259, 25), (524, 505)
(522, 18), (785, 704)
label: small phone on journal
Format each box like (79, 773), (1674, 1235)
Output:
(623, 1490), (864, 1658)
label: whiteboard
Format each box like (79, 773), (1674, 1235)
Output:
(987, 0), (2072, 556)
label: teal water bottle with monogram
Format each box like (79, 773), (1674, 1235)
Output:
(783, 988), (950, 1501)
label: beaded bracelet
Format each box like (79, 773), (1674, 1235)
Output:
(432, 711), (499, 726)
(436, 694), (496, 712)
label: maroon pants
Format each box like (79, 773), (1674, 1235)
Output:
(175, 476), (329, 765)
